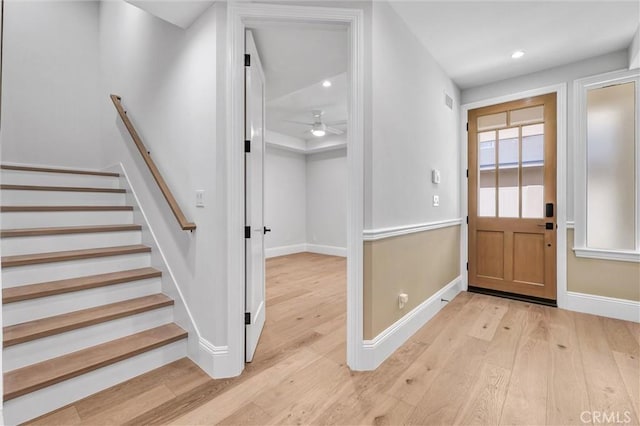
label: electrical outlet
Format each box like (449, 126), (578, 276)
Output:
(196, 190), (205, 207)
(433, 195), (440, 207)
(398, 293), (409, 309)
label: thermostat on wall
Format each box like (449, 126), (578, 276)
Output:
(432, 169), (441, 184)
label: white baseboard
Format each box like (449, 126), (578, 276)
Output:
(565, 291), (640, 323)
(360, 276), (462, 371)
(197, 337), (238, 379)
(265, 244), (306, 258)
(265, 243), (347, 258)
(305, 243), (347, 257)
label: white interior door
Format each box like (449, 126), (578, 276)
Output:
(244, 29), (266, 363)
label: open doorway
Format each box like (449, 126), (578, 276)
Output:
(244, 22), (349, 363)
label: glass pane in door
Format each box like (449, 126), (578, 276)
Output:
(498, 128), (519, 218)
(510, 105), (544, 126)
(478, 131), (496, 217)
(522, 124), (544, 218)
(478, 112), (507, 131)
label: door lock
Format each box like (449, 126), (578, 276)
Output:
(536, 223), (555, 230)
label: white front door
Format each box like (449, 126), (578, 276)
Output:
(244, 29), (266, 363)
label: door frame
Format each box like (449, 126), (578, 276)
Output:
(226, 3), (365, 376)
(460, 83), (568, 308)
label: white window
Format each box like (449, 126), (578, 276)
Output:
(574, 69), (640, 262)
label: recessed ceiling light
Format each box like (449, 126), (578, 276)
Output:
(322, 80), (332, 88)
(511, 50), (525, 59)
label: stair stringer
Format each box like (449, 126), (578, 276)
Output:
(110, 162), (229, 379)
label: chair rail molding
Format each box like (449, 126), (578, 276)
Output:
(363, 218), (462, 241)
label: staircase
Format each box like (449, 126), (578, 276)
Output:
(0, 164), (188, 424)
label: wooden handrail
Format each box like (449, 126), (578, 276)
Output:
(110, 95), (196, 231)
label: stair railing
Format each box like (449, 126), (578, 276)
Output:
(110, 94), (196, 231)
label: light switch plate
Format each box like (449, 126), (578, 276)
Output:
(196, 190), (205, 207)
(432, 169), (441, 184)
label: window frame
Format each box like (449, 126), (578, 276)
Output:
(573, 69), (640, 262)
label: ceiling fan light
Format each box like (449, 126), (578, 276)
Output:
(311, 129), (326, 137)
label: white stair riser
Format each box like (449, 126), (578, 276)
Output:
(4, 307), (174, 371)
(1, 210), (133, 228)
(3, 340), (187, 425)
(3, 277), (162, 325)
(2, 253), (151, 288)
(2, 231), (142, 256)
(1, 170), (121, 188)
(1, 190), (126, 206)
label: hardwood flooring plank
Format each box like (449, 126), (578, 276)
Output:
(385, 294), (488, 406)
(612, 350), (640, 421)
(170, 348), (321, 425)
(483, 306), (527, 370)
(404, 336), (490, 425)
(499, 336), (550, 425)
(467, 296), (509, 341)
(603, 317), (640, 357)
(453, 362), (511, 425)
(355, 395), (414, 426)
(27, 406), (82, 426)
(80, 385), (175, 425)
(575, 314), (639, 425)
(545, 308), (591, 425)
(217, 402), (272, 425)
(72, 358), (203, 420)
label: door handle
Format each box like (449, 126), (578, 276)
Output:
(263, 227), (271, 234)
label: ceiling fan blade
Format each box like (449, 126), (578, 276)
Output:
(326, 120), (347, 126)
(326, 127), (344, 135)
(283, 120), (314, 126)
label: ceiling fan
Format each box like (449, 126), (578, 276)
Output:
(286, 110), (346, 138)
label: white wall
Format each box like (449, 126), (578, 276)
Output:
(264, 146), (307, 251)
(461, 50), (629, 222)
(306, 148), (347, 250)
(264, 146), (347, 255)
(1, 1), (102, 168)
(99, 0), (228, 360)
(370, 1), (461, 229)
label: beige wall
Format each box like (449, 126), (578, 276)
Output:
(567, 229), (640, 301)
(363, 225), (460, 340)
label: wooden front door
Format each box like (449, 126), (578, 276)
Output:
(468, 93), (557, 301)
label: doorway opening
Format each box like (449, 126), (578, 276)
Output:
(467, 93), (558, 304)
(227, 3), (365, 374)
(244, 23), (349, 363)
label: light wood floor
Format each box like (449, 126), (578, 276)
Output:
(30, 252), (639, 425)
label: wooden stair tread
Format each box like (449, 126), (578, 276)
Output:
(2, 245), (151, 268)
(3, 323), (187, 401)
(0, 184), (125, 193)
(3, 267), (162, 304)
(1, 205), (133, 212)
(1, 164), (119, 177)
(1, 224), (142, 238)
(4, 294), (174, 347)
